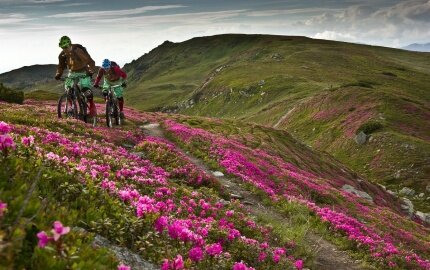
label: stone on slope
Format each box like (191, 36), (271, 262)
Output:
(354, 131), (367, 145)
(213, 171), (224, 177)
(401, 198), (414, 217)
(399, 187), (415, 196)
(416, 211), (430, 224)
(93, 235), (158, 270)
(342, 185), (373, 202)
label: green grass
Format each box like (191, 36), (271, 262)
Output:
(25, 90), (60, 101)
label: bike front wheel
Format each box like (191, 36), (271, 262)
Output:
(57, 94), (78, 119)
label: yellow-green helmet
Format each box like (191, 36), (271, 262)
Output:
(59, 36), (71, 49)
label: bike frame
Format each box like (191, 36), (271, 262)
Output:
(105, 83), (122, 127)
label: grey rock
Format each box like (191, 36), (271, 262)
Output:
(122, 143), (134, 149)
(142, 123), (160, 129)
(387, 190), (396, 196)
(354, 131), (367, 145)
(401, 198), (414, 217)
(93, 235), (158, 270)
(218, 199), (230, 205)
(258, 80), (265, 86)
(394, 170), (401, 179)
(342, 185), (373, 202)
(419, 193), (425, 198)
(271, 53), (282, 60)
(399, 187), (415, 196)
(416, 211), (430, 224)
(213, 171), (225, 177)
(378, 184), (386, 190)
(131, 152), (146, 158)
(230, 194), (243, 200)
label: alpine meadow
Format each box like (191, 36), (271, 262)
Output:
(1, 1), (430, 270)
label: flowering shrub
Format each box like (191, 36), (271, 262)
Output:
(0, 102), (302, 269)
(163, 119), (430, 269)
(0, 201), (7, 218)
(0, 121), (15, 156)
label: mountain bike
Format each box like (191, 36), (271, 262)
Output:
(105, 83), (123, 128)
(57, 76), (97, 127)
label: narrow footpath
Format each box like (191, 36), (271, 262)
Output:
(140, 123), (371, 270)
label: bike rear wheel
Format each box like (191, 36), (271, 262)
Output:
(77, 95), (87, 123)
(113, 102), (121, 126)
(57, 94), (78, 119)
(106, 101), (113, 128)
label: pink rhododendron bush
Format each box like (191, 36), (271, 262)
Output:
(0, 102), (305, 269)
(163, 119), (430, 269)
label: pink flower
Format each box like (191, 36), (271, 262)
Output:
(294, 259), (304, 270)
(173, 255), (184, 269)
(0, 201), (7, 217)
(205, 242), (223, 256)
(118, 264), (131, 270)
(232, 262), (248, 270)
(258, 252), (267, 262)
(232, 261), (255, 270)
(0, 121), (11, 134)
(37, 231), (52, 248)
(21, 135), (34, 146)
(189, 246), (204, 262)
(0, 134), (15, 152)
(161, 259), (170, 270)
(51, 221), (70, 241)
(273, 254), (280, 264)
(154, 216), (169, 233)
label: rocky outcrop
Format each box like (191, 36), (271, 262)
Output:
(93, 235), (158, 270)
(354, 131), (367, 145)
(341, 185), (373, 202)
(399, 187), (415, 196)
(401, 198), (414, 217)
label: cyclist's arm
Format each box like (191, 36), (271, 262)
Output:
(94, 68), (105, 86)
(55, 52), (67, 78)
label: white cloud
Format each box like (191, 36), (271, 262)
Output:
(28, 0), (66, 3)
(87, 9), (247, 26)
(46, 5), (186, 19)
(246, 8), (339, 17)
(314, 30), (357, 42)
(296, 1), (430, 47)
(0, 13), (32, 24)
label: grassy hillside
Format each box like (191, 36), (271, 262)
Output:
(1, 100), (429, 269)
(123, 34), (430, 210)
(0, 64), (57, 91)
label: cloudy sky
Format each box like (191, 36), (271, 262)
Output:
(0, 0), (429, 73)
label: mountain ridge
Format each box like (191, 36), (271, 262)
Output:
(1, 34), (429, 213)
(402, 42), (430, 52)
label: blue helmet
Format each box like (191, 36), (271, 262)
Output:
(102, 59), (111, 69)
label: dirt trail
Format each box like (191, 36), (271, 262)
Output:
(140, 123), (369, 270)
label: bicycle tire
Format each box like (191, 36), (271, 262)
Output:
(113, 101), (120, 126)
(57, 93), (78, 119)
(106, 101), (113, 128)
(76, 94), (87, 123)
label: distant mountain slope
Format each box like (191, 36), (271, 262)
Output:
(402, 42), (430, 52)
(123, 34), (430, 210)
(0, 64), (57, 91)
(1, 34), (429, 212)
